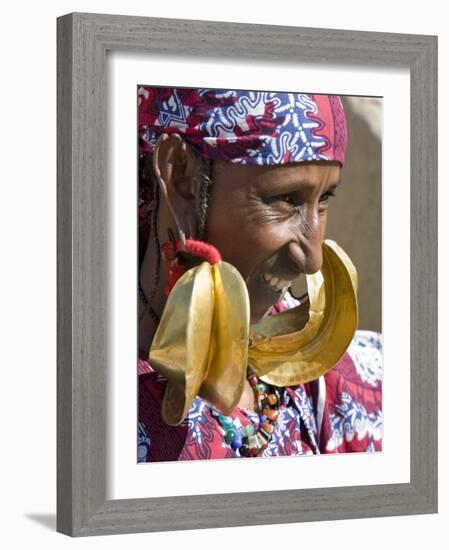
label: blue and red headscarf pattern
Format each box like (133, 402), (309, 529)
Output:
(138, 87), (347, 166)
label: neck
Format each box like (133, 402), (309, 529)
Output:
(237, 378), (257, 411)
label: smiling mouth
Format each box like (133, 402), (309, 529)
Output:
(261, 273), (292, 293)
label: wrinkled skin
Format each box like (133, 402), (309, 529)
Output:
(205, 158), (340, 322)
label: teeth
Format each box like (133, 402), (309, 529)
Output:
(277, 279), (289, 290)
(263, 273), (290, 291)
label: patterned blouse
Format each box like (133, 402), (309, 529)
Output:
(138, 295), (383, 462)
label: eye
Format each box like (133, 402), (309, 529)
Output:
(319, 189), (336, 204)
(265, 193), (297, 207)
(268, 189), (336, 209)
(280, 193), (296, 205)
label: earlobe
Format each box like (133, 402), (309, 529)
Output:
(152, 133), (201, 239)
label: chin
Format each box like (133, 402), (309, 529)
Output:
(246, 274), (285, 324)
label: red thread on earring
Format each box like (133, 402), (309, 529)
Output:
(176, 239), (221, 265)
(161, 239), (221, 297)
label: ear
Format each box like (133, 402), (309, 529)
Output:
(153, 133), (202, 239)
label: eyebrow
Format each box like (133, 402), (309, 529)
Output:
(257, 175), (342, 196)
(326, 179), (342, 192)
(280, 178), (342, 193)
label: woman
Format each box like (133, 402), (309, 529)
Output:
(137, 88), (382, 462)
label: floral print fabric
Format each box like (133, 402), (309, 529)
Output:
(138, 327), (382, 462)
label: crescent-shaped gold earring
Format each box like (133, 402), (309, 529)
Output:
(149, 239), (358, 425)
(248, 239), (358, 386)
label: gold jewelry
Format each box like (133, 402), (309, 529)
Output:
(149, 239), (358, 426)
(248, 239), (358, 385)
(149, 261), (249, 425)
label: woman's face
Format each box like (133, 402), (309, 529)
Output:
(205, 159), (341, 323)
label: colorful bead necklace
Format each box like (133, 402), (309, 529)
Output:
(212, 370), (283, 457)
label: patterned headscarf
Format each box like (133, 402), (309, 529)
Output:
(138, 87), (347, 166)
(138, 87), (348, 263)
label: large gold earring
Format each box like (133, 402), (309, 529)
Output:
(149, 239), (358, 425)
(149, 260), (250, 426)
(248, 239), (358, 386)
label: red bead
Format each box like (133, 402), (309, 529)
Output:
(250, 446), (261, 457)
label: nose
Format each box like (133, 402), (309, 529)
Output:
(287, 217), (324, 275)
(287, 241), (323, 275)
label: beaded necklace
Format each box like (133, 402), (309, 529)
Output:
(211, 369), (283, 457)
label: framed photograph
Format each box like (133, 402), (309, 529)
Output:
(57, 12), (437, 536)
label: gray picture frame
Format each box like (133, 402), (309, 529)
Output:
(57, 12), (438, 537)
